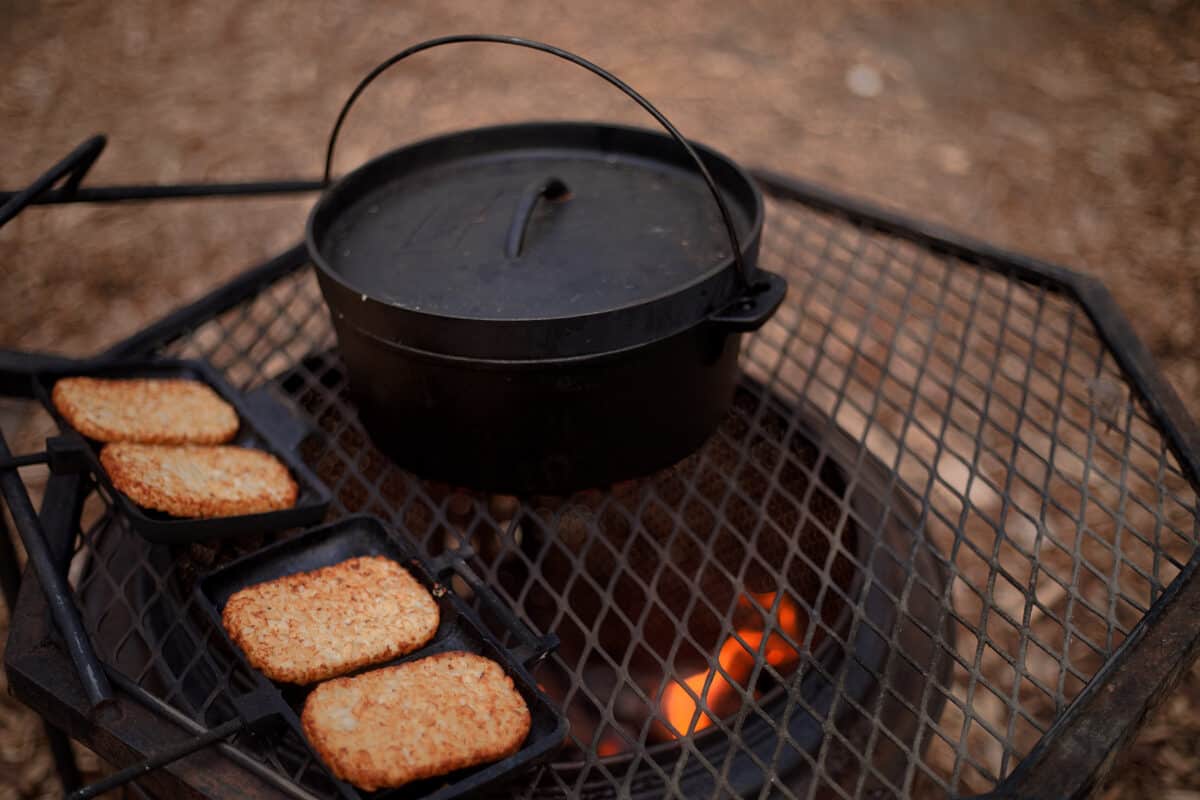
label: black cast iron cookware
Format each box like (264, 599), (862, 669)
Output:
(307, 35), (786, 492)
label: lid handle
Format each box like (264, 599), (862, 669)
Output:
(505, 176), (570, 259)
(323, 34), (753, 286)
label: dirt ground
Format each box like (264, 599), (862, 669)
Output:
(1, 1), (1198, 798)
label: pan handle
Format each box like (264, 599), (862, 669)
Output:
(433, 552), (559, 670)
(66, 718), (246, 800)
(0, 349), (100, 399)
(322, 34), (754, 286)
(0, 430), (113, 710)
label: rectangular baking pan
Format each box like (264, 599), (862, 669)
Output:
(32, 358), (331, 543)
(196, 514), (566, 800)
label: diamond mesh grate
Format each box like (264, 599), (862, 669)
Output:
(60, 188), (1199, 800)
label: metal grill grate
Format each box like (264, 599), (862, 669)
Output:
(55, 182), (1200, 800)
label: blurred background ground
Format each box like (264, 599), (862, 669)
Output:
(1, 1), (1198, 797)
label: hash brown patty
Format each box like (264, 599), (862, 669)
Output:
(301, 652), (531, 790)
(100, 442), (297, 518)
(53, 376), (238, 444)
(222, 555), (439, 684)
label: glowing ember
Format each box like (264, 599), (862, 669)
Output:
(596, 735), (625, 757)
(660, 592), (808, 738)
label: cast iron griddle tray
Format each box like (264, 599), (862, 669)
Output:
(196, 514), (567, 800)
(32, 358), (331, 543)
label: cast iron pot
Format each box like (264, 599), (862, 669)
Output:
(307, 36), (786, 493)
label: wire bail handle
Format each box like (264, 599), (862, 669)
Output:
(322, 34), (753, 286)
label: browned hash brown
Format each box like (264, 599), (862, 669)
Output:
(100, 442), (297, 518)
(301, 651), (531, 790)
(221, 555), (439, 684)
(52, 377), (238, 444)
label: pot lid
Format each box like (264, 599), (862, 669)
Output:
(309, 122), (767, 360)
(315, 124), (755, 320)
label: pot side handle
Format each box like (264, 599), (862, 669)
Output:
(707, 270), (788, 333)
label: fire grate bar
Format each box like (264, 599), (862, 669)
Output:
(3, 169), (1198, 800)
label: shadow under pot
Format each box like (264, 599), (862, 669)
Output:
(306, 41), (784, 493)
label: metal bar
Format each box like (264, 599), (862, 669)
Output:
(101, 243), (310, 360)
(752, 168), (1089, 293)
(0, 350), (91, 399)
(0, 244), (310, 399)
(36, 471), (88, 791)
(0, 512), (21, 611)
(68, 718), (245, 800)
(44, 721), (83, 793)
(38, 470), (86, 593)
(102, 669), (322, 800)
(0, 432), (112, 709)
(0, 452), (49, 470)
(0, 135), (105, 228)
(0, 179), (323, 206)
(977, 554), (1200, 800)
(1071, 277), (1200, 488)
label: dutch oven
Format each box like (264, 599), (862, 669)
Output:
(306, 35), (786, 492)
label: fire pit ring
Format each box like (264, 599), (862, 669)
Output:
(2, 150), (1197, 800)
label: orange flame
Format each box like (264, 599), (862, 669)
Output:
(660, 592), (807, 738)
